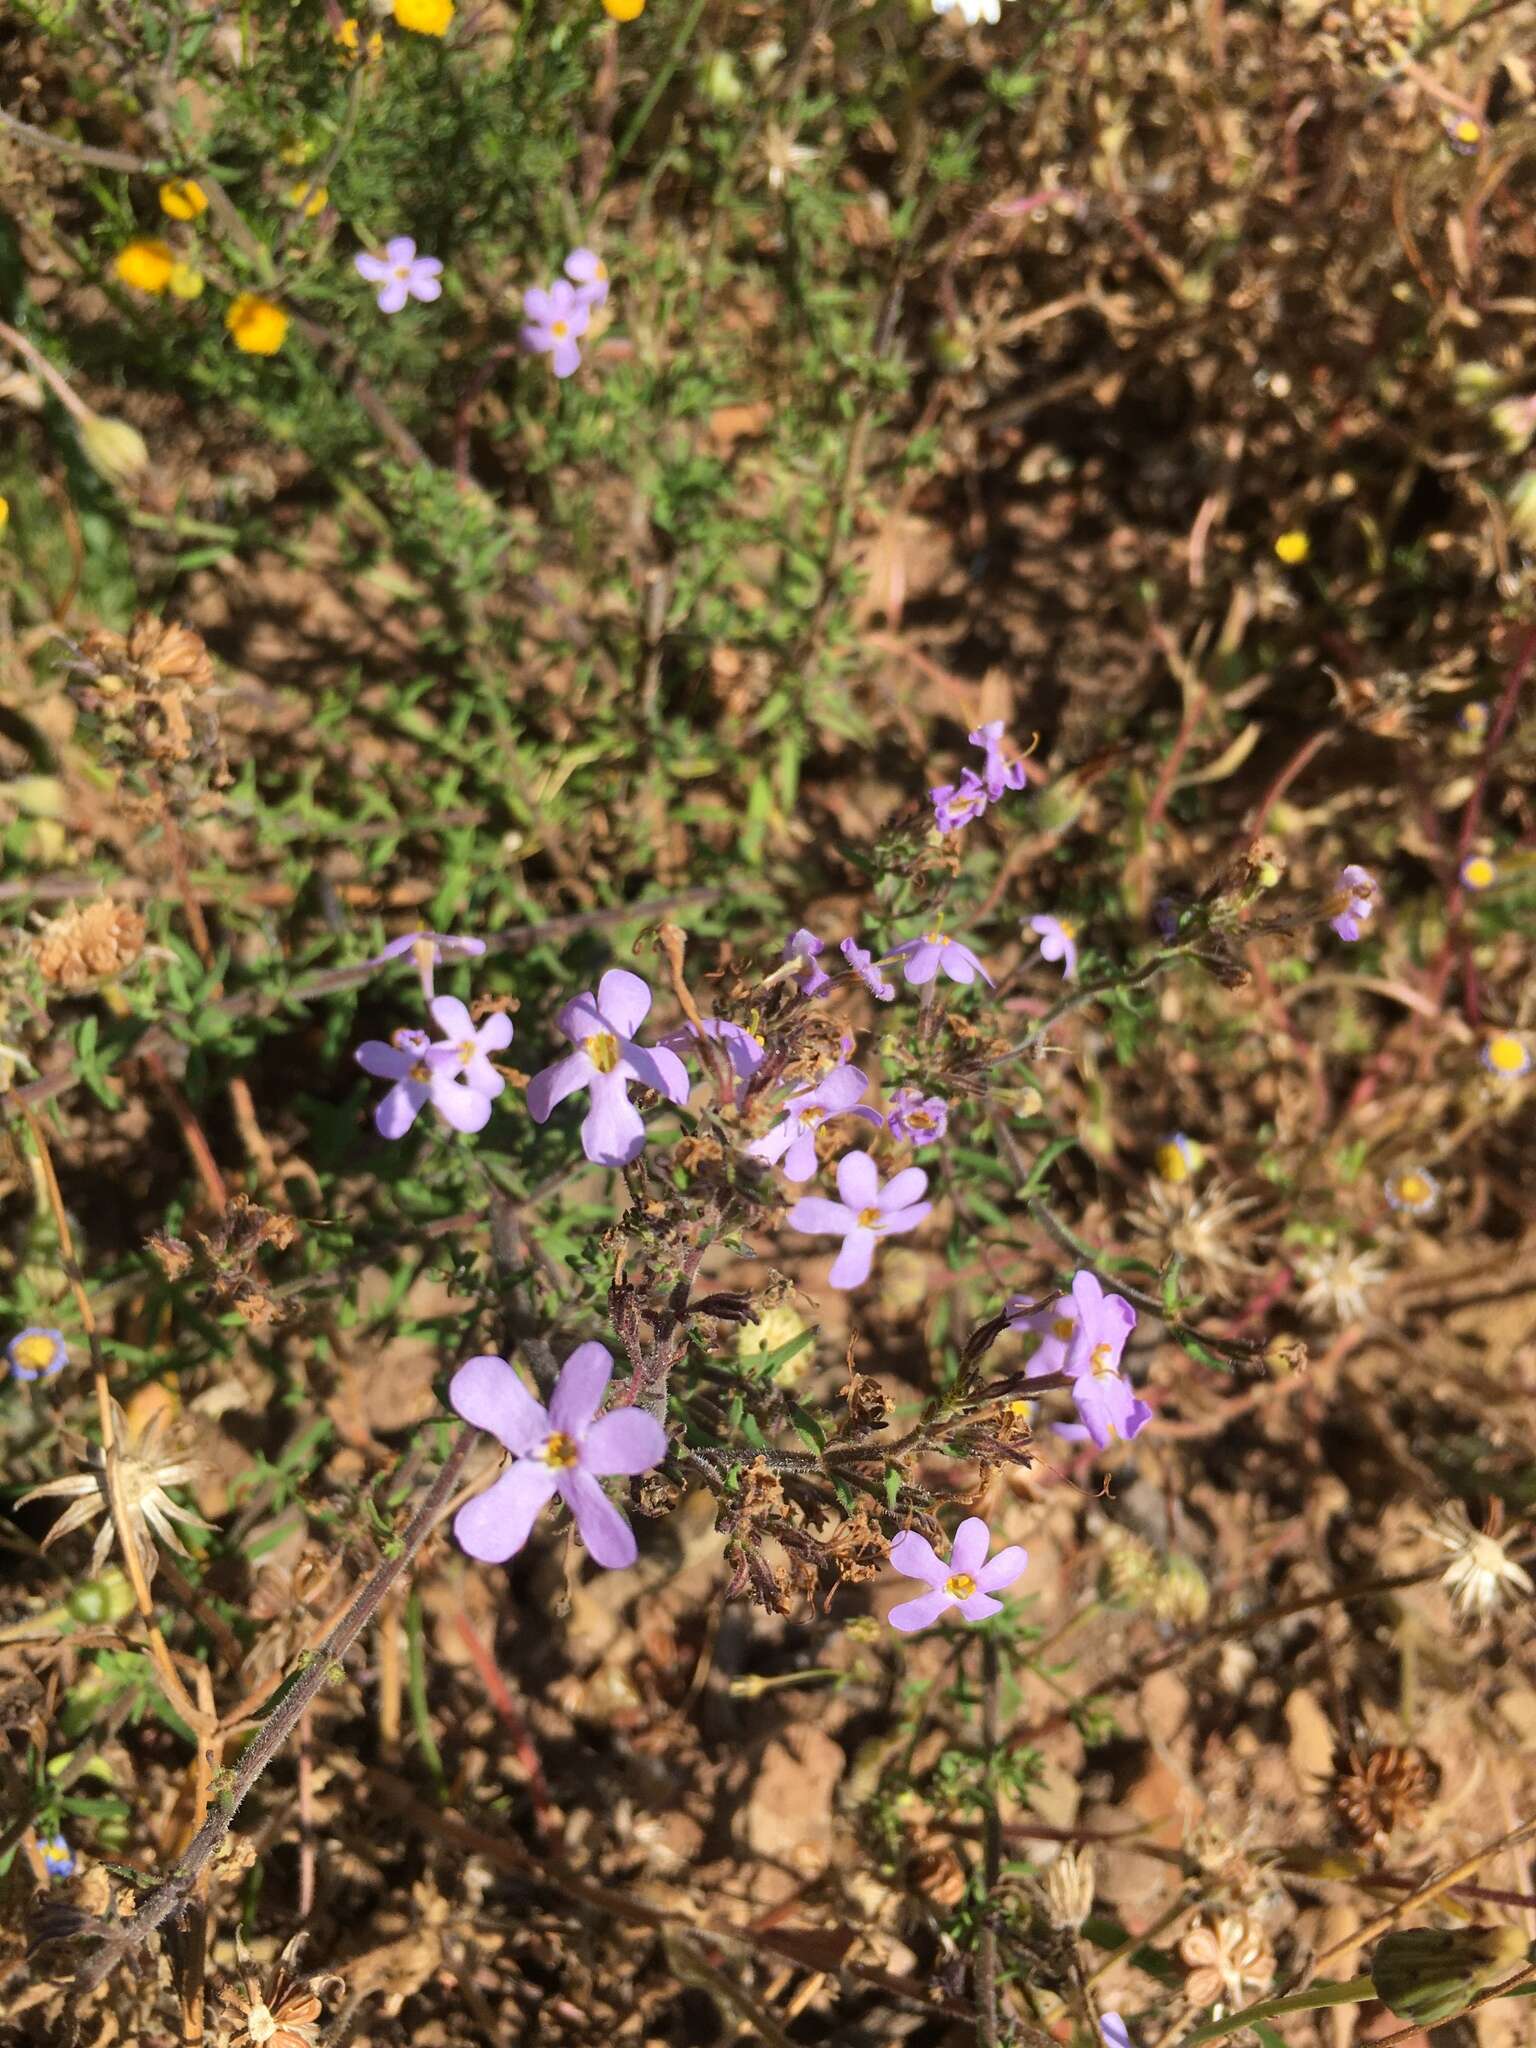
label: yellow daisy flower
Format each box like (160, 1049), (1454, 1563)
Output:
(225, 295), (289, 356)
(114, 239), (176, 294)
(167, 261), (205, 301)
(1460, 853), (1497, 891)
(604, 0), (646, 15)
(158, 178), (208, 221)
(0, 495), (9, 533)
(1274, 529), (1309, 566)
(394, 0), (454, 33)
(285, 181), (329, 219)
(1482, 1032), (1532, 1080)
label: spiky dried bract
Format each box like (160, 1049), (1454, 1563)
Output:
(219, 1934), (341, 2048)
(1332, 1745), (1431, 1852)
(19, 1398), (214, 1581)
(71, 614), (225, 785)
(1179, 1910), (1276, 2009)
(33, 900), (147, 989)
(1123, 1179), (1263, 1304)
(1427, 1501), (1533, 1624)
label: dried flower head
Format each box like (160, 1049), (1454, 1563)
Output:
(33, 900), (147, 989)
(1152, 1553), (1210, 1626)
(73, 614), (223, 783)
(219, 1934), (341, 2048)
(1428, 1500), (1533, 1624)
(1124, 1178), (1264, 1304)
(1179, 1910), (1275, 2010)
(1295, 1241), (1387, 1327)
(19, 1397), (214, 1580)
(1332, 1744), (1431, 1852)
(1044, 1844), (1096, 1930)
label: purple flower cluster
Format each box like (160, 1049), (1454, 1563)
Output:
(356, 996), (512, 1139)
(1006, 1269), (1151, 1448)
(930, 720), (1029, 835)
(523, 247), (610, 378)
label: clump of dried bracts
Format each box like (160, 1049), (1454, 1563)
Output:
(32, 898), (147, 990)
(148, 1194), (299, 1330)
(68, 614), (228, 795)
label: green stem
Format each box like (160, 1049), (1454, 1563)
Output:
(610, 0), (710, 173)
(1176, 1976), (1376, 2045)
(406, 1590), (445, 1785)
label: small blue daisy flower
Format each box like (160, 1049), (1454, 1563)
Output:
(39, 1832), (77, 1879)
(6, 1327), (68, 1381)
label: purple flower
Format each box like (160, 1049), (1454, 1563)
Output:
(1100, 2018), (1134, 2048)
(7, 1327), (67, 1381)
(931, 769), (991, 835)
(526, 969), (689, 1166)
(450, 1342), (667, 1571)
(886, 1516), (1028, 1633)
(355, 1026), (493, 1139)
(786, 1150), (932, 1289)
(968, 719), (1028, 799)
(666, 1017), (767, 1104)
(40, 1833), (77, 1879)
(888, 928), (993, 989)
(1483, 1031), (1532, 1079)
(367, 929), (487, 999)
(1029, 912), (1078, 980)
(746, 1064), (882, 1181)
(887, 1087), (948, 1145)
(1329, 863), (1378, 942)
(1384, 1167), (1439, 1215)
(428, 995), (513, 1096)
(522, 278), (591, 378)
(355, 236), (443, 314)
(564, 245), (610, 308)
(840, 936), (896, 1001)
(1007, 1270), (1150, 1449)
(783, 926), (830, 996)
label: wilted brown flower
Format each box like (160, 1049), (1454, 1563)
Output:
(72, 614), (224, 782)
(218, 1933), (340, 2048)
(1179, 1910), (1275, 2009)
(1044, 1844), (1096, 1931)
(19, 1397), (213, 1581)
(33, 900), (147, 988)
(904, 1842), (967, 1911)
(1124, 1178), (1265, 1304)
(1332, 1745), (1431, 1852)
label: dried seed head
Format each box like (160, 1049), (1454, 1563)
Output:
(1332, 1745), (1431, 1852)
(33, 900), (147, 988)
(1152, 1553), (1211, 1626)
(1098, 1523), (1159, 1607)
(1044, 1844), (1096, 1930)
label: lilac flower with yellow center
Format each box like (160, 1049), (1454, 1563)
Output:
(1460, 853), (1498, 892)
(887, 1517), (1028, 1632)
(565, 246), (610, 308)
(931, 769), (991, 835)
(787, 1150), (931, 1289)
(527, 968), (689, 1166)
(522, 279), (591, 378)
(968, 719), (1028, 799)
(367, 928), (486, 1000)
(888, 927), (992, 988)
(1008, 1270), (1150, 1449)
(1155, 1132), (1203, 1184)
(7, 1327), (68, 1382)
(450, 1343), (667, 1571)
(1029, 912), (1078, 980)
(1457, 702), (1490, 738)
(427, 995), (512, 1096)
(840, 936), (895, 1001)
(355, 237), (443, 314)
(1329, 864), (1378, 942)
(783, 926), (830, 996)
(1385, 1167), (1439, 1216)
(887, 1087), (948, 1145)
(746, 1064), (881, 1181)
(1482, 1031), (1532, 1079)
(355, 1026), (493, 1139)
(40, 1833), (77, 1879)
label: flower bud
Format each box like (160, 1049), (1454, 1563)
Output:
(1371, 1924), (1529, 2027)
(699, 51), (745, 107)
(1506, 470), (1536, 549)
(1263, 1332), (1308, 1377)
(79, 413), (150, 486)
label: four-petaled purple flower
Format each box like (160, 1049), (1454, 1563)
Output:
(840, 936), (895, 1001)
(527, 969), (689, 1166)
(356, 1026), (494, 1139)
(522, 279), (591, 378)
(428, 995), (513, 1096)
(7, 1327), (68, 1381)
(564, 246), (610, 308)
(887, 1087), (948, 1145)
(888, 928), (993, 988)
(1007, 1269), (1150, 1448)
(786, 1150), (931, 1289)
(367, 928), (487, 1000)
(1100, 2017), (1134, 2048)
(783, 926), (830, 996)
(1329, 863), (1378, 942)
(1029, 912), (1078, 980)
(887, 1516), (1028, 1633)
(355, 236), (443, 314)
(969, 720), (1028, 799)
(746, 1064), (882, 1181)
(450, 1342), (667, 1570)
(931, 770), (991, 835)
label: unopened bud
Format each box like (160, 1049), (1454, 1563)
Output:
(1371, 1924), (1529, 2027)
(1044, 1844), (1096, 1930)
(699, 51), (744, 107)
(1263, 1333), (1308, 1377)
(79, 413), (150, 487)
(1506, 470), (1536, 549)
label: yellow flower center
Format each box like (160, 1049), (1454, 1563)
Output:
(539, 1431), (580, 1469)
(584, 1032), (620, 1073)
(1455, 117), (1481, 143)
(1274, 530), (1309, 564)
(908, 1110), (935, 1131)
(924, 931), (950, 946)
(1089, 1341), (1116, 1378)
(1488, 1034), (1527, 1073)
(1008, 1398), (1031, 1416)
(458, 1040), (477, 1062)
(552, 319), (569, 338)
(945, 1572), (977, 1600)
(1463, 857), (1496, 889)
(800, 1104), (826, 1126)
(14, 1334), (56, 1371)
(1057, 919), (1077, 939)
(1397, 1173), (1432, 1205)
(857, 1206), (883, 1229)
(1050, 1316), (1075, 1343)
(409, 1060), (433, 1083)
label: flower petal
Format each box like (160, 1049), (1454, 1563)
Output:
(786, 1196), (854, 1236)
(558, 1469), (637, 1569)
(374, 1080), (426, 1139)
(377, 277), (410, 314)
(815, 1065), (870, 1109)
(477, 1012), (514, 1052)
(580, 1071), (645, 1165)
(880, 1166), (929, 1211)
(548, 1340), (615, 1436)
(596, 968), (652, 1036)
(975, 1544), (1028, 1593)
(948, 1516), (991, 1578)
(828, 1227), (877, 1290)
(453, 1461), (558, 1563)
(384, 236), (417, 265)
(623, 1041), (690, 1105)
(888, 1528), (946, 1586)
(582, 1407), (667, 1476)
(461, 1053), (506, 1096)
(551, 335), (582, 378)
(428, 995), (474, 1040)
(887, 1587), (954, 1634)
(835, 1150), (881, 1210)
(526, 1051), (593, 1123)
(745, 1116), (795, 1167)
(449, 1354), (549, 1453)
(955, 1590), (1004, 1623)
(433, 1080), (492, 1132)
(355, 1040), (413, 1078)
(355, 252), (391, 282)
(781, 1131), (820, 1181)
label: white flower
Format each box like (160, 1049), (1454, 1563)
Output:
(1428, 1502), (1533, 1623)
(932, 0), (1007, 20)
(1295, 1242), (1388, 1327)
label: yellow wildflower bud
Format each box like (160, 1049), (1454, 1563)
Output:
(225, 295), (289, 356)
(167, 261), (205, 300)
(394, 0), (454, 32)
(604, 0), (646, 16)
(1274, 529), (1309, 565)
(79, 414), (150, 486)
(114, 239), (176, 294)
(158, 178), (208, 221)
(0, 495), (8, 533)
(285, 181), (329, 218)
